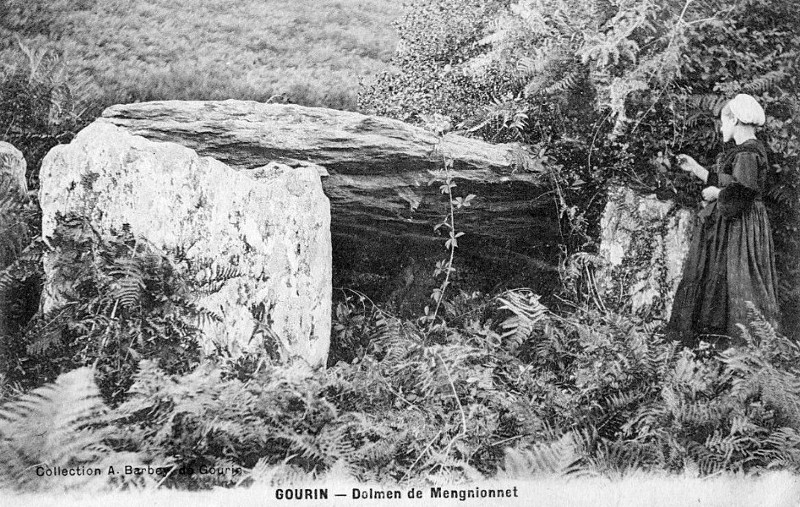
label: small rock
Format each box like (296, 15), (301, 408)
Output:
(0, 141), (27, 196)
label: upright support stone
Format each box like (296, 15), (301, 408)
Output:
(0, 141), (29, 340)
(597, 186), (694, 321)
(0, 141), (27, 197)
(1, 141), (28, 269)
(39, 123), (332, 367)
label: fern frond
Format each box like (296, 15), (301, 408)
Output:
(0, 367), (126, 492)
(742, 70), (788, 95)
(685, 93), (728, 115)
(190, 260), (245, 295)
(104, 257), (145, 313)
(496, 289), (548, 352)
(540, 70), (581, 96)
(371, 317), (422, 365)
(499, 430), (587, 478)
(180, 301), (224, 328)
(248, 457), (313, 486)
(685, 440), (726, 475)
(588, 438), (659, 476)
(26, 319), (69, 356)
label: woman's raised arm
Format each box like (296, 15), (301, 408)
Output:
(676, 154), (710, 183)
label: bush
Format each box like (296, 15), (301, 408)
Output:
(361, 0), (800, 335)
(1, 215), (223, 404)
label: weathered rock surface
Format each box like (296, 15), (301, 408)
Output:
(39, 122), (331, 366)
(99, 100), (561, 288)
(0, 141), (27, 196)
(0, 141), (29, 339)
(100, 100), (537, 179)
(597, 186), (694, 321)
(0, 140), (31, 273)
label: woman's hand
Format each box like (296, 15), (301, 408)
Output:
(676, 154), (700, 172)
(702, 186), (721, 202)
(677, 154), (709, 182)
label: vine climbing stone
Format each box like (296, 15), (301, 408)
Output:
(597, 186), (694, 322)
(39, 122), (332, 367)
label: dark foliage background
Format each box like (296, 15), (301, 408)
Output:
(360, 0), (800, 336)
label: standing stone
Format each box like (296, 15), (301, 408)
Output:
(0, 141), (27, 197)
(597, 186), (694, 321)
(39, 122), (332, 367)
(0, 141), (29, 341)
(1, 141), (29, 269)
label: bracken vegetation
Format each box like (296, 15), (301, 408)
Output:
(4, 283), (800, 491)
(1, 0), (800, 496)
(3, 215), (218, 404)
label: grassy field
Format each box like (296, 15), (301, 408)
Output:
(5, 0), (402, 110)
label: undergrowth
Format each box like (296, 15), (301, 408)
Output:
(0, 215), (244, 405)
(3, 279), (799, 491)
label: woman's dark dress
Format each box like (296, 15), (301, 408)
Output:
(667, 139), (780, 347)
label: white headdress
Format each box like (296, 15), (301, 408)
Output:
(727, 93), (766, 126)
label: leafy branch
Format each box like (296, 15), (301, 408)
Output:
(425, 150), (475, 331)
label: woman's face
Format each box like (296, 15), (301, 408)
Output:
(720, 113), (737, 142)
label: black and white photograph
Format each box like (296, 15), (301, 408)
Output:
(1, 0), (799, 505)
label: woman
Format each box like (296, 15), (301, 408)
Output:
(667, 93), (780, 348)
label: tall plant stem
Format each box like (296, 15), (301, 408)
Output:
(429, 177), (456, 328)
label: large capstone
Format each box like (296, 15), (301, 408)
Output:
(99, 100), (562, 301)
(39, 122), (331, 366)
(597, 186), (694, 321)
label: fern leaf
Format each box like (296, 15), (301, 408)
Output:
(499, 431), (586, 478)
(540, 70), (581, 96)
(742, 70), (788, 95)
(0, 368), (121, 492)
(496, 289), (548, 352)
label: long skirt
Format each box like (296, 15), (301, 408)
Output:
(666, 200), (780, 348)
